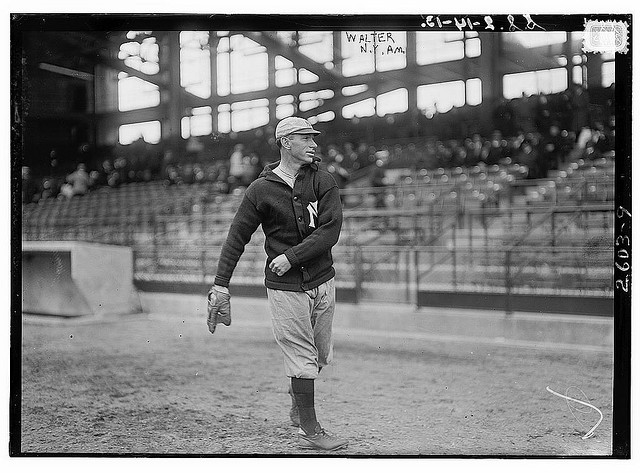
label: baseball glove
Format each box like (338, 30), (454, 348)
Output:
(207, 286), (231, 334)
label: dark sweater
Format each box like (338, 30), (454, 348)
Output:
(214, 160), (343, 291)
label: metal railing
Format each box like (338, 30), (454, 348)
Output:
(130, 243), (613, 308)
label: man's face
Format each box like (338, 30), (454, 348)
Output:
(284, 133), (317, 163)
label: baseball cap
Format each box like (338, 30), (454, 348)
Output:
(275, 117), (321, 140)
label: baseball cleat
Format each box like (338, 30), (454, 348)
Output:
(297, 424), (348, 451)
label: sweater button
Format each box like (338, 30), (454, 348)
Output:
(298, 217), (303, 221)
(293, 196), (298, 201)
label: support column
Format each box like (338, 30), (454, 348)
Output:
(406, 31), (418, 116)
(563, 36), (571, 80)
(159, 31), (183, 154)
(333, 31), (343, 120)
(209, 33), (219, 134)
(267, 50), (277, 123)
(586, 52), (603, 90)
(478, 32), (502, 133)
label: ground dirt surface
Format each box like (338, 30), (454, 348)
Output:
(20, 307), (613, 457)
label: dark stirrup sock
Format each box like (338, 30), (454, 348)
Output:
(291, 377), (318, 435)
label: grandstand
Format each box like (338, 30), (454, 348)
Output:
(18, 20), (617, 315)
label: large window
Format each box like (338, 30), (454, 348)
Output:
(230, 99), (270, 132)
(466, 78), (482, 106)
(117, 75), (160, 112)
(341, 32), (375, 77)
(503, 68), (568, 99)
(376, 88), (408, 116)
(416, 32), (465, 65)
(119, 121), (161, 145)
(299, 90), (334, 113)
(180, 31), (211, 99)
(275, 55), (296, 87)
(118, 36), (160, 75)
(502, 31), (568, 48)
(298, 31), (333, 65)
(276, 95), (295, 119)
(117, 32), (160, 112)
(601, 52), (615, 87)
(341, 31), (408, 76)
(181, 106), (212, 139)
(342, 98), (375, 119)
(417, 81), (465, 114)
(376, 32), (407, 72)
(217, 34), (269, 95)
(230, 35), (269, 94)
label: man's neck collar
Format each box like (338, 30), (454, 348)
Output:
(278, 155), (303, 176)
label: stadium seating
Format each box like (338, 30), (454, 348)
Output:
(22, 88), (616, 301)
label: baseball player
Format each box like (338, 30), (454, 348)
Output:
(206, 116), (347, 451)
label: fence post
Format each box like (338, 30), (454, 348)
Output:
(354, 247), (362, 304)
(152, 215), (159, 272)
(414, 248), (420, 309)
(405, 248), (411, 305)
(468, 212), (473, 261)
(201, 247), (207, 283)
(504, 250), (513, 316)
(451, 223), (457, 290)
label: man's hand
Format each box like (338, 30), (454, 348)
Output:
(207, 285), (231, 334)
(269, 254), (292, 277)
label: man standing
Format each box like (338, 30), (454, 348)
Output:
(206, 117), (347, 451)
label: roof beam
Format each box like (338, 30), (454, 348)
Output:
(500, 40), (561, 72)
(240, 31), (342, 84)
(301, 78), (406, 119)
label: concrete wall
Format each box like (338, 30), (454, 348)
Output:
(22, 241), (141, 317)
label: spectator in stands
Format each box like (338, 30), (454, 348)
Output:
(355, 142), (369, 170)
(39, 176), (60, 201)
(48, 149), (60, 175)
(370, 161), (387, 208)
(466, 134), (484, 165)
(326, 157), (350, 189)
(65, 163), (91, 197)
(228, 144), (245, 190)
(569, 84), (590, 133)
(192, 164), (206, 183)
(605, 116), (615, 151)
(59, 180), (75, 199)
(515, 140), (541, 179)
(240, 153), (261, 187)
(435, 141), (453, 168)
(88, 170), (101, 191)
(164, 165), (181, 186)
(215, 162), (230, 194)
(541, 124), (566, 173)
(114, 157), (129, 184)
(22, 166), (40, 204)
(485, 130), (506, 165)
(343, 142), (358, 170)
(182, 163), (195, 185)
(592, 121), (613, 154)
(450, 142), (467, 168)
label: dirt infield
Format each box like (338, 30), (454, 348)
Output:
(20, 309), (613, 456)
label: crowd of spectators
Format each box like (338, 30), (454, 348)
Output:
(21, 84), (615, 205)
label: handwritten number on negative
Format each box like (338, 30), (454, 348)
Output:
(614, 206), (631, 292)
